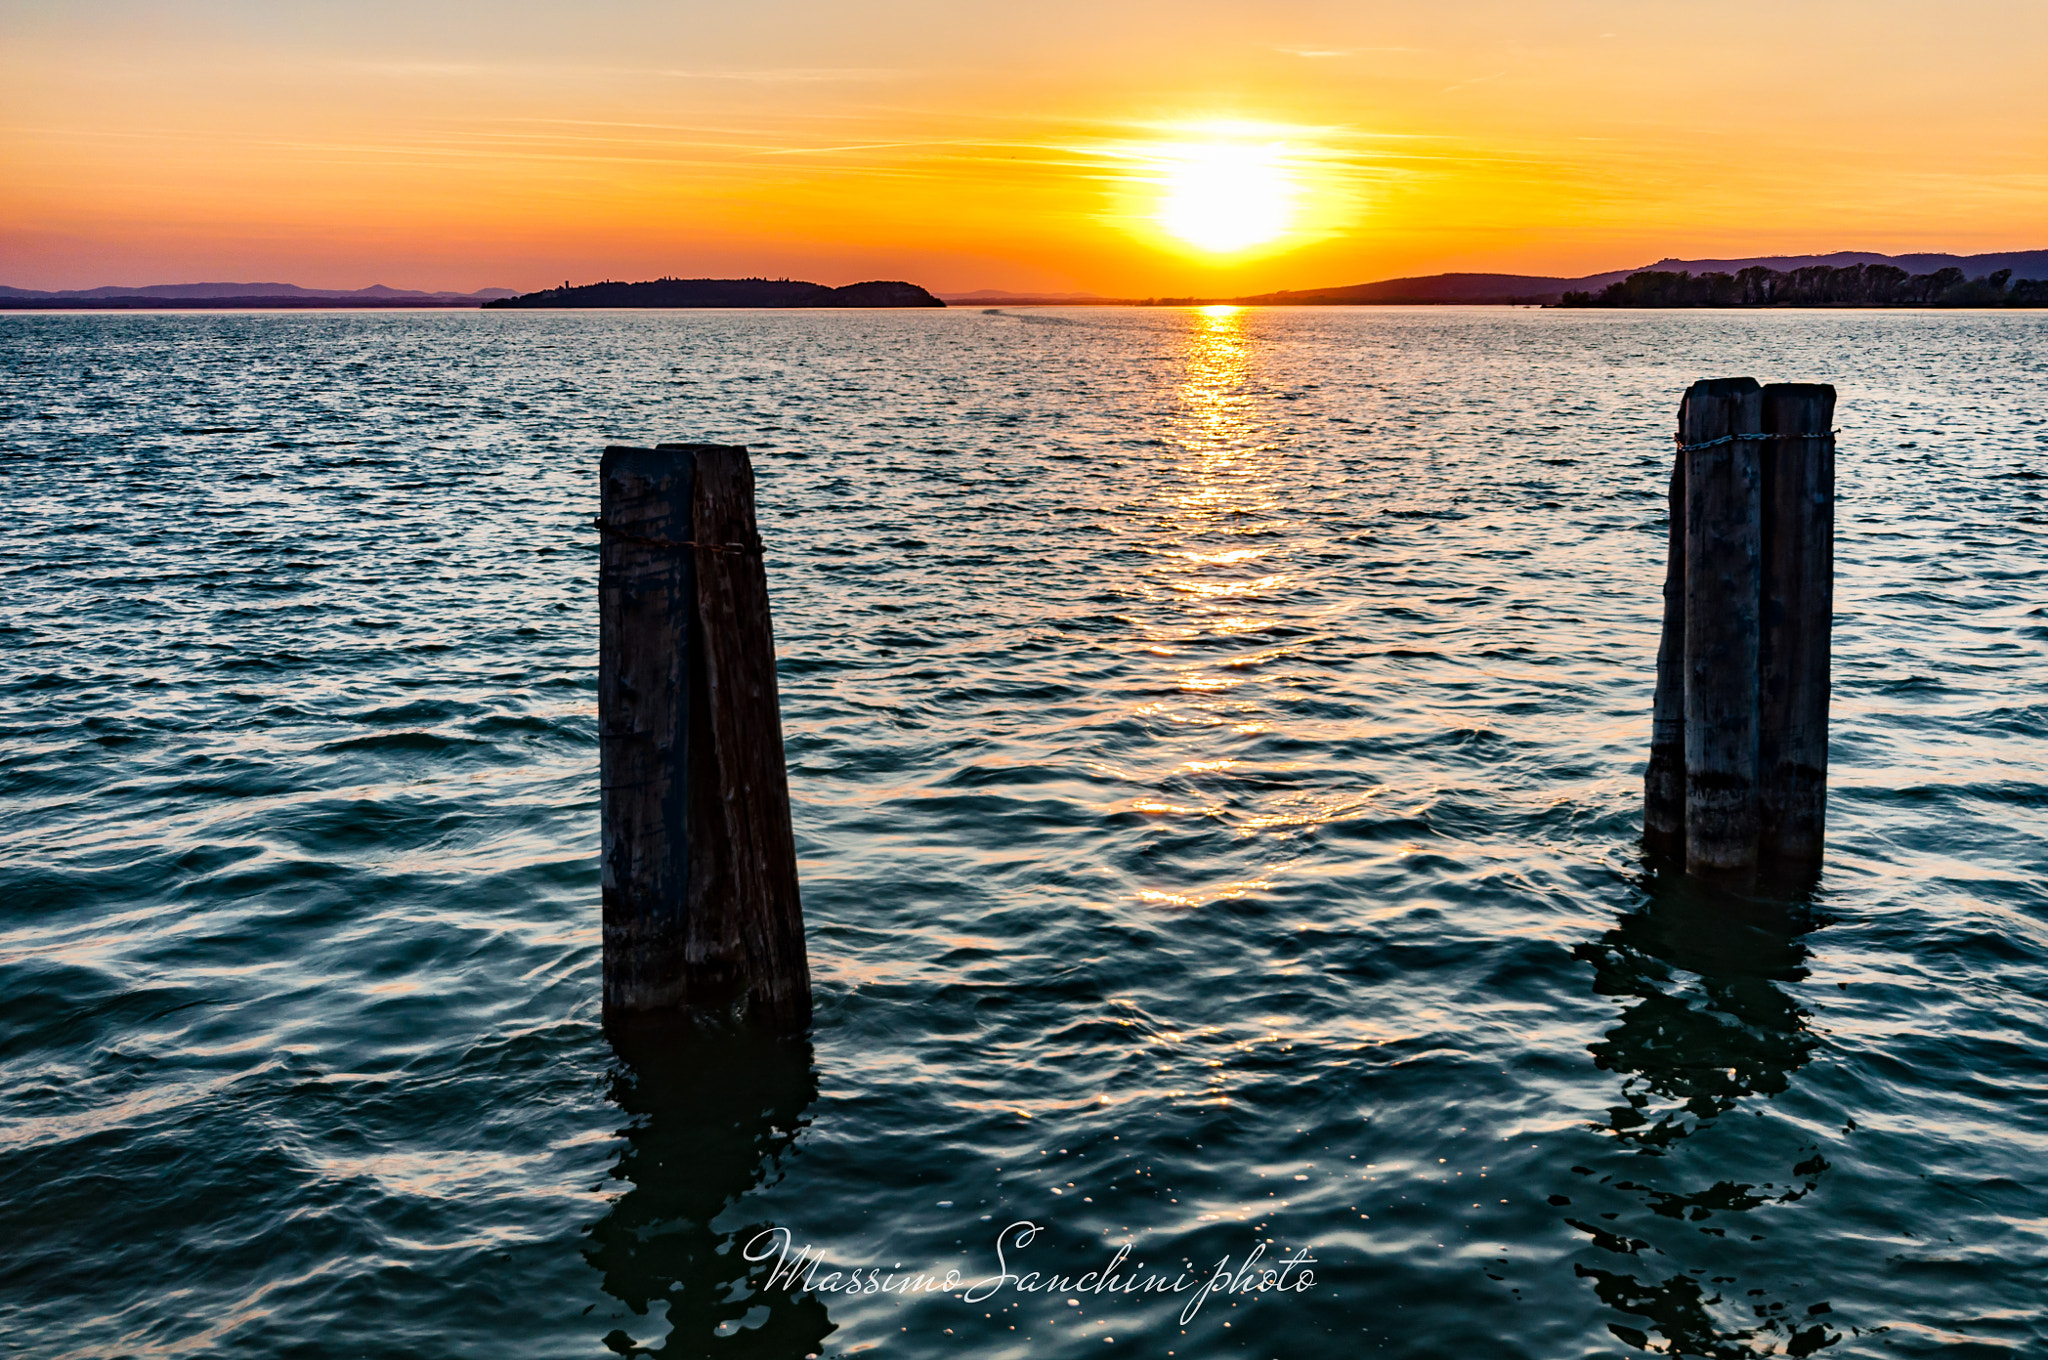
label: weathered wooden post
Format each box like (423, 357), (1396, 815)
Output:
(598, 443), (810, 1032)
(1643, 450), (1688, 859)
(1645, 379), (1835, 885)
(1757, 385), (1835, 872)
(1682, 378), (1764, 880)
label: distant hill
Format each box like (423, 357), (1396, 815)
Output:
(944, 249), (2048, 309)
(0, 294), (494, 310)
(1629, 249), (2048, 280)
(0, 281), (516, 308)
(1234, 250), (2048, 307)
(1239, 272), (1628, 306)
(484, 278), (944, 309)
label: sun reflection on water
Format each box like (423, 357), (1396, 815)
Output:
(1119, 304), (1328, 910)
(1172, 306), (1270, 495)
(1159, 305), (1287, 582)
(1126, 305), (1301, 749)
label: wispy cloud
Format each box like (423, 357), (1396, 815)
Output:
(756, 139), (966, 157)
(655, 68), (902, 84)
(1274, 45), (1421, 58)
(354, 60), (901, 84)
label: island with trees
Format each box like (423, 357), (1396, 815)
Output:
(1558, 264), (2047, 308)
(482, 277), (945, 309)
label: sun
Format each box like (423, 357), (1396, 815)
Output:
(1155, 141), (1296, 254)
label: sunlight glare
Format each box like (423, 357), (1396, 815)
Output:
(1156, 142), (1295, 254)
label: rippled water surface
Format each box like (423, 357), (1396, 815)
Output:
(3, 307), (2045, 1358)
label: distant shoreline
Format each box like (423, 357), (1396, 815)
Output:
(1558, 263), (2045, 309)
(12, 249), (2043, 311)
(9, 297), (2047, 314)
(0, 296), (486, 311)
(953, 249), (2048, 309)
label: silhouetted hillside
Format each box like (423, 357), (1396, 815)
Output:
(1228, 250), (2048, 308)
(483, 277), (944, 309)
(1558, 264), (2048, 308)
(1238, 272), (1626, 306)
(1627, 249), (2048, 280)
(0, 294), (487, 311)
(0, 282), (513, 303)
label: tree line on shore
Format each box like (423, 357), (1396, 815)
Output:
(1559, 264), (2048, 308)
(481, 277), (943, 308)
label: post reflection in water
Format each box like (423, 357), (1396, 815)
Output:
(584, 1026), (827, 1358)
(1567, 878), (1850, 1357)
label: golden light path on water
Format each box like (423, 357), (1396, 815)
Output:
(1123, 305), (1368, 928)
(1116, 306), (1404, 1123)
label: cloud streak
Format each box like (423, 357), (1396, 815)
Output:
(1274, 45), (1421, 58)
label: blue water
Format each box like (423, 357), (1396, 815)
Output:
(2, 306), (2044, 1358)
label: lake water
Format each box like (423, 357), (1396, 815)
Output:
(2, 306), (2044, 1358)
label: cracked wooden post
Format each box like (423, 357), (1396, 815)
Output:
(599, 443), (810, 1033)
(1758, 384), (1836, 875)
(1681, 378), (1763, 881)
(1644, 426), (1688, 860)
(1646, 378), (1835, 885)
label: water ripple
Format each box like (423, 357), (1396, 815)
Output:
(1, 306), (2044, 1358)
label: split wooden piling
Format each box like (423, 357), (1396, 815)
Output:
(598, 443), (810, 1032)
(1758, 385), (1836, 869)
(1643, 453), (1688, 859)
(1647, 378), (1835, 884)
(1681, 379), (1764, 879)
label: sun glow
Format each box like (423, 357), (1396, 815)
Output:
(1155, 141), (1297, 254)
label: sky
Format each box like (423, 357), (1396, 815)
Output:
(3, 0), (2045, 294)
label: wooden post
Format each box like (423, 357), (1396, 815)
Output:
(1757, 385), (1835, 873)
(676, 444), (811, 1030)
(1681, 378), (1763, 880)
(1643, 432), (1687, 859)
(599, 444), (810, 1032)
(600, 446), (696, 1016)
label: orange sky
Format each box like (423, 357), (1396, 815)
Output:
(4, 0), (2045, 294)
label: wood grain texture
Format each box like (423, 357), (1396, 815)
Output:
(677, 444), (812, 1031)
(600, 443), (811, 1030)
(1758, 384), (1836, 874)
(599, 445), (697, 1014)
(1682, 378), (1764, 879)
(1644, 428), (1688, 860)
